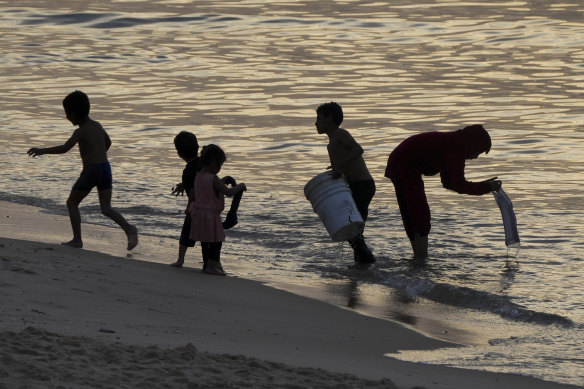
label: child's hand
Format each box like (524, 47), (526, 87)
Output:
(331, 165), (343, 179)
(486, 176), (502, 192)
(27, 148), (43, 157)
(325, 165), (342, 178)
(171, 183), (184, 196)
(222, 176), (236, 186)
(489, 180), (502, 192)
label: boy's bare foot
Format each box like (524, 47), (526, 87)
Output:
(126, 225), (139, 250)
(61, 239), (83, 248)
(170, 260), (184, 268)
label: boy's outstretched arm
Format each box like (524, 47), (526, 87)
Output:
(27, 129), (81, 157)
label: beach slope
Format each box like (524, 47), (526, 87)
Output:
(0, 234), (578, 389)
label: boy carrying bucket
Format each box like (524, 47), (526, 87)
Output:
(315, 102), (376, 268)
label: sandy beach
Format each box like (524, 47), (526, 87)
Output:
(0, 201), (578, 389)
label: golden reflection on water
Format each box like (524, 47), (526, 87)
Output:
(1, 0), (583, 226)
(0, 1), (582, 288)
(0, 3), (582, 185)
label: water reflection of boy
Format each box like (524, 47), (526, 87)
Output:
(315, 102), (376, 268)
(384, 124), (502, 262)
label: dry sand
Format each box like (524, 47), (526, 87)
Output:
(0, 201), (578, 388)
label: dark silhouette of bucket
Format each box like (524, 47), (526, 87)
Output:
(304, 171), (364, 241)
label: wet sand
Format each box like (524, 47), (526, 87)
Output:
(0, 201), (578, 388)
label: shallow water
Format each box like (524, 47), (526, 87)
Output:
(1, 0), (583, 385)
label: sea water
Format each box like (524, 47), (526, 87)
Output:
(0, 0), (583, 385)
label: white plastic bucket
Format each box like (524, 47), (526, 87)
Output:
(304, 171), (364, 241)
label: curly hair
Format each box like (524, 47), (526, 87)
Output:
(316, 102), (343, 126)
(200, 144), (226, 167)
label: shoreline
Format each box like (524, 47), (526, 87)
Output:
(0, 200), (479, 343)
(0, 200), (579, 388)
(0, 200), (487, 346)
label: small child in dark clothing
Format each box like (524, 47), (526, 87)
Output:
(170, 131), (200, 267)
(170, 131), (243, 268)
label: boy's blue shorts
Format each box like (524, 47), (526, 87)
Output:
(72, 162), (113, 192)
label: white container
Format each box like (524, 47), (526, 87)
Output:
(304, 171), (364, 241)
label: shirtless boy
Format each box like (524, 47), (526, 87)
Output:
(27, 90), (138, 250)
(315, 102), (376, 267)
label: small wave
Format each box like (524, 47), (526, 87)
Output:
(259, 18), (321, 25)
(92, 17), (157, 29)
(18, 12), (237, 29)
(380, 273), (574, 327)
(97, 204), (175, 217)
(0, 192), (65, 215)
(90, 15), (229, 29)
(20, 12), (113, 26)
(261, 142), (305, 151)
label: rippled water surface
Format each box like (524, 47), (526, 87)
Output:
(1, 0), (583, 385)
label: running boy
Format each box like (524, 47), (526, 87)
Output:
(27, 90), (138, 250)
(315, 102), (376, 267)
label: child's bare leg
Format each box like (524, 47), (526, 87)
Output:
(204, 260), (226, 276)
(411, 234), (428, 263)
(64, 189), (90, 248)
(201, 242), (225, 275)
(171, 244), (188, 267)
(98, 188), (138, 250)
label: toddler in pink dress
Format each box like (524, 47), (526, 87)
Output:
(188, 144), (246, 275)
